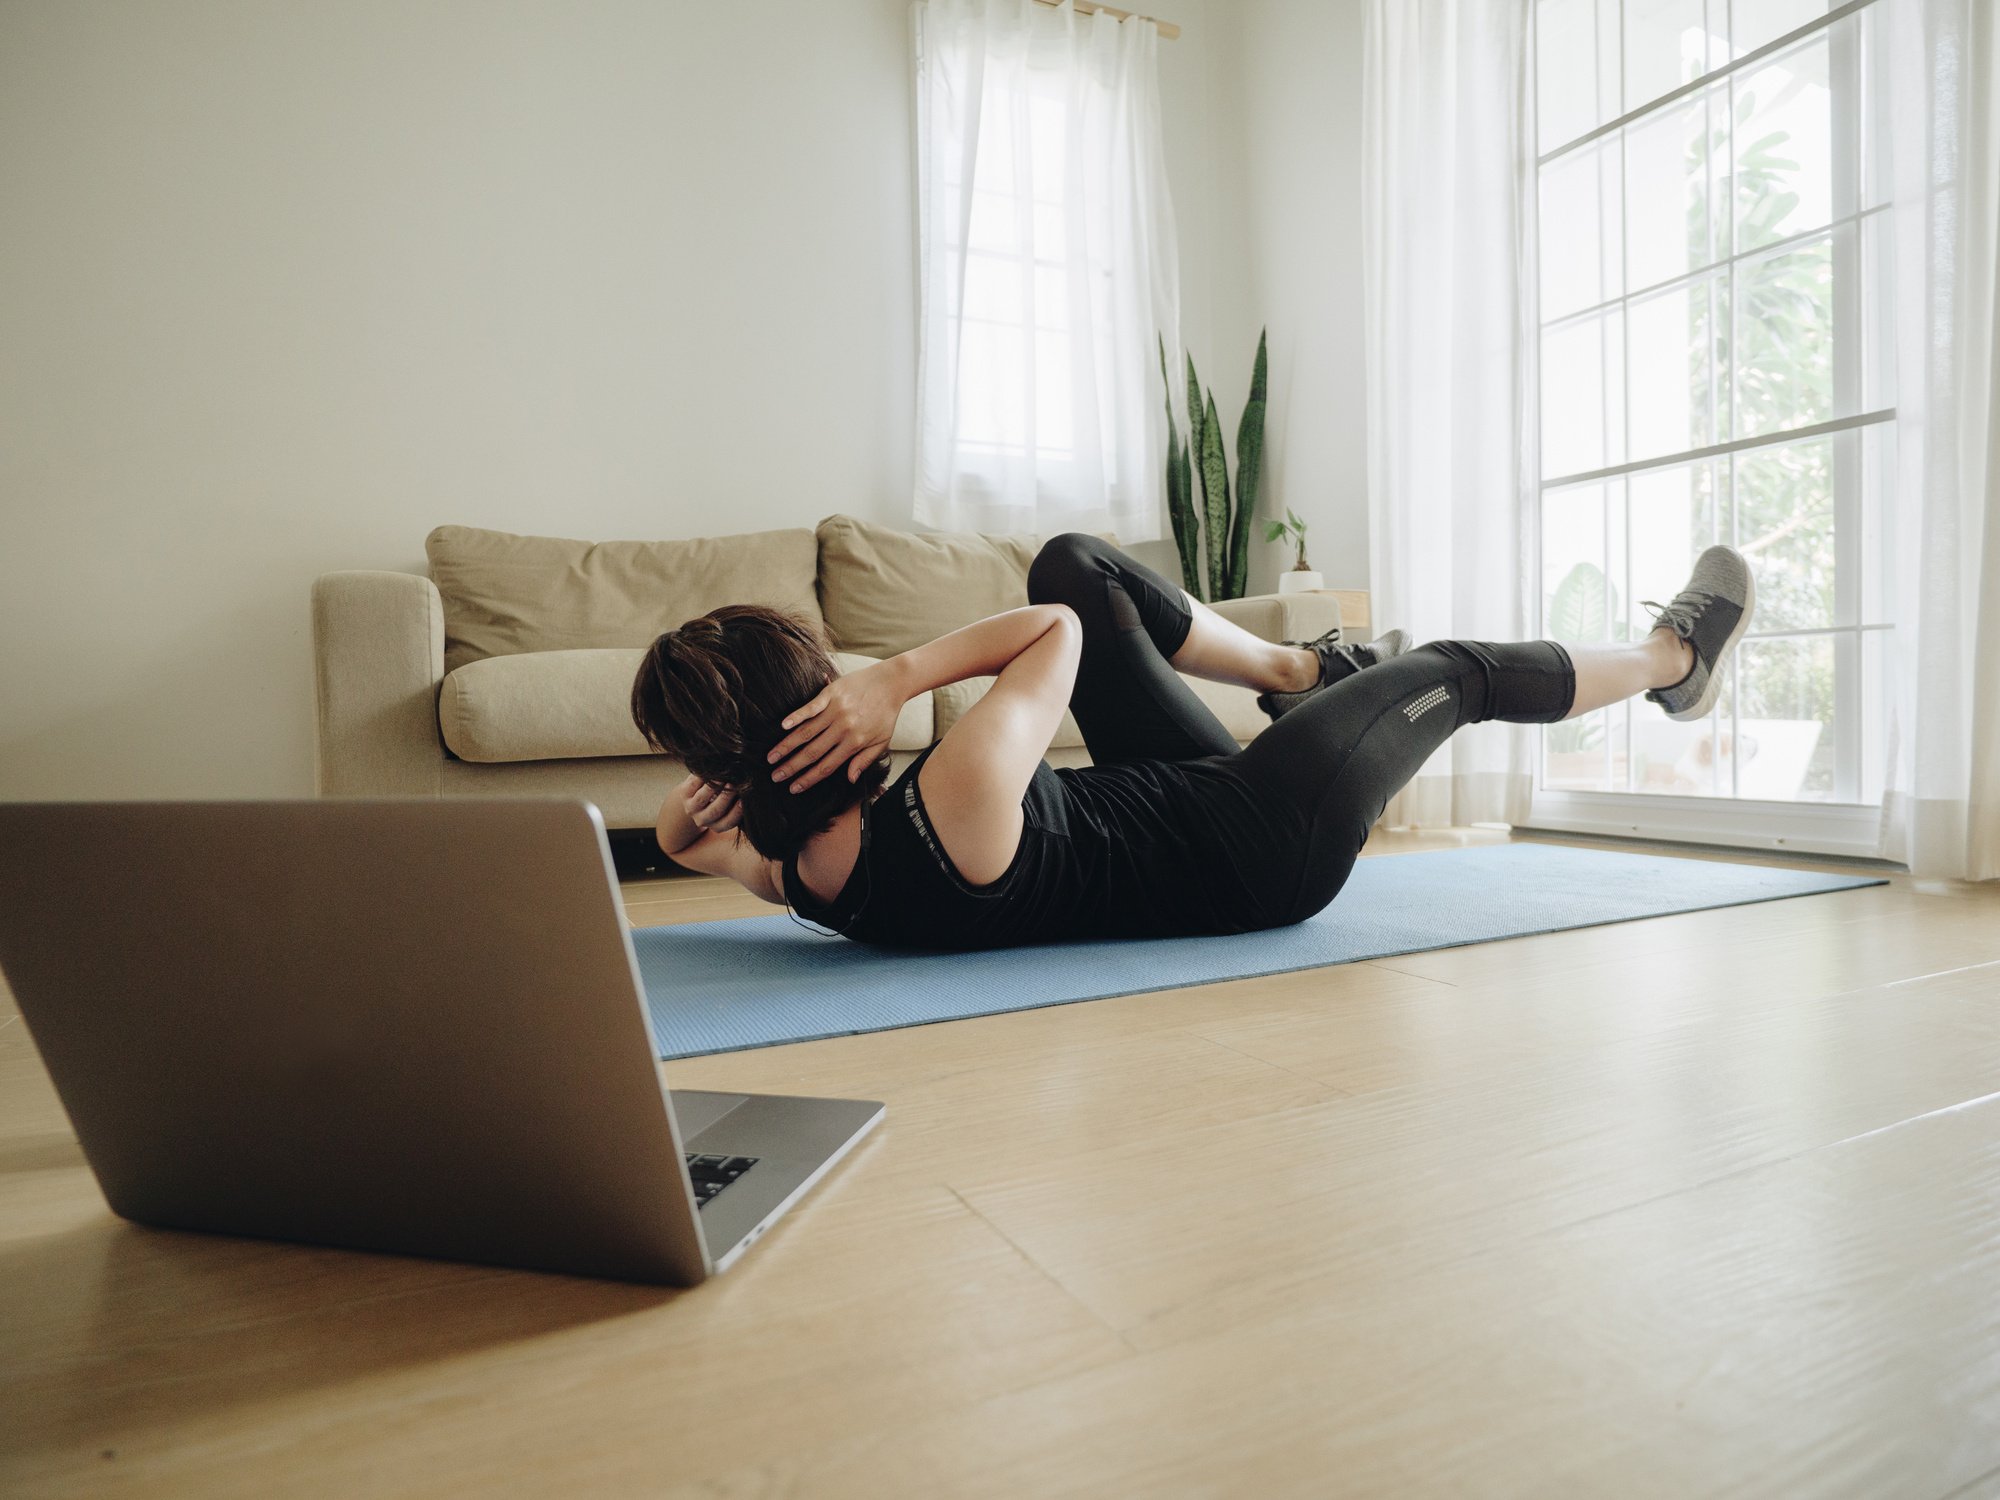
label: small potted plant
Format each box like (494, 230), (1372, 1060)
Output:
(1264, 508), (1322, 594)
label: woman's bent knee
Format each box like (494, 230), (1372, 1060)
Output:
(1027, 532), (1104, 604)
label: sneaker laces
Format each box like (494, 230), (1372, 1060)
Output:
(1642, 591), (1711, 641)
(1275, 630), (1374, 694)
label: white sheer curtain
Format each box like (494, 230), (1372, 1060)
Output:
(1878, 0), (2000, 880)
(912, 0), (1179, 538)
(1362, 0), (1536, 827)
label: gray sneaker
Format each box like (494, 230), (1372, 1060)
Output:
(1643, 545), (1757, 722)
(1256, 627), (1413, 723)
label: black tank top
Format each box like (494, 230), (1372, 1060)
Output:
(780, 744), (1276, 950)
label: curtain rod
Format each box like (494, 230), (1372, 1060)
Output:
(1032, 0), (1181, 40)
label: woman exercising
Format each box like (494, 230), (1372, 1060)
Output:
(630, 534), (1754, 950)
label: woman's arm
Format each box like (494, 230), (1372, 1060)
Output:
(766, 606), (1086, 793)
(654, 774), (782, 903)
(654, 772), (724, 857)
(915, 604), (1082, 885)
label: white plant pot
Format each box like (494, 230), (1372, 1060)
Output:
(1278, 570), (1324, 594)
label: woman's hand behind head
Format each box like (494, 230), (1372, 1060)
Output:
(632, 605), (892, 862)
(681, 775), (744, 833)
(766, 658), (909, 795)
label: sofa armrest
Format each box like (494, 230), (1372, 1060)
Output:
(1208, 591), (1344, 645)
(311, 570), (446, 796)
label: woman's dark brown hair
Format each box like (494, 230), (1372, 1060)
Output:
(630, 605), (891, 862)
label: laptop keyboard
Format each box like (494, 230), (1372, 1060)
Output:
(685, 1154), (759, 1209)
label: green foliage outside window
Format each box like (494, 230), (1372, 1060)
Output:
(1553, 96), (1843, 794)
(1695, 94), (1838, 793)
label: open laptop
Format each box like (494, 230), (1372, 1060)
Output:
(0, 799), (882, 1285)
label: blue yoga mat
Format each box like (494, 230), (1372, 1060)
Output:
(630, 842), (1884, 1060)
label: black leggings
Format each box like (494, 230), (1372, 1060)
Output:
(1026, 534), (1575, 923)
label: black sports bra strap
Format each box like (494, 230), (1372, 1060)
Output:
(780, 796), (875, 935)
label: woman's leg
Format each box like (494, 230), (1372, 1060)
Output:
(1226, 631), (1687, 924)
(1169, 595), (1321, 695)
(1563, 632), (1693, 717)
(1168, 600), (1690, 715)
(1025, 535), (1252, 764)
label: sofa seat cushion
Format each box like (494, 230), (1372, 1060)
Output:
(931, 672), (1267, 748)
(1181, 676), (1270, 742)
(427, 524), (822, 675)
(439, 649), (935, 764)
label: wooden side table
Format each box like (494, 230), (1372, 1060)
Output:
(1313, 590), (1371, 635)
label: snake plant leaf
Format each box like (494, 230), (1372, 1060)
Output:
(1199, 388), (1230, 603)
(1184, 351), (1205, 452)
(1171, 444), (1199, 597)
(1227, 328), (1268, 599)
(1184, 352), (1211, 593)
(1158, 336), (1202, 596)
(1177, 438), (1200, 595)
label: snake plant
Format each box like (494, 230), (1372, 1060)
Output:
(1160, 329), (1269, 601)
(1229, 331), (1267, 599)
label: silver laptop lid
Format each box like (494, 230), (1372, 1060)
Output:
(0, 799), (710, 1285)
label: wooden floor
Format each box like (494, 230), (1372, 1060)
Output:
(3, 829), (1998, 1498)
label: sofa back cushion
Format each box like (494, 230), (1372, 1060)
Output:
(427, 524), (822, 675)
(929, 672), (1265, 749)
(816, 514), (1049, 658)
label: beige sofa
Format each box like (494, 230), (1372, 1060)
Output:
(311, 514), (1342, 867)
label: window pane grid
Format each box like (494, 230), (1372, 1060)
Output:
(1543, 404), (1892, 490)
(1538, 0), (1879, 165)
(1542, 200), (1886, 334)
(1537, 14), (1891, 487)
(1535, 0), (1891, 809)
(1736, 623), (1893, 639)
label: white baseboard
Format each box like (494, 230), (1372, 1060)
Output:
(1521, 789), (1895, 862)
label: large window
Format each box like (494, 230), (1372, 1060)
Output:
(1532, 0), (1894, 847)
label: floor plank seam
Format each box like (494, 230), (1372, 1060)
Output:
(1355, 959), (1464, 988)
(1935, 1461), (2000, 1500)
(1517, 1151), (1838, 1247)
(1183, 1030), (1354, 1098)
(1888, 956), (2000, 988)
(1357, 959), (1463, 986)
(942, 1183), (1140, 1356)
(1817, 1088), (2000, 1151)
(1520, 1089), (2000, 1249)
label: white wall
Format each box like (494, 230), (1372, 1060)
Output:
(0, 0), (1354, 801)
(1207, 0), (1371, 598)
